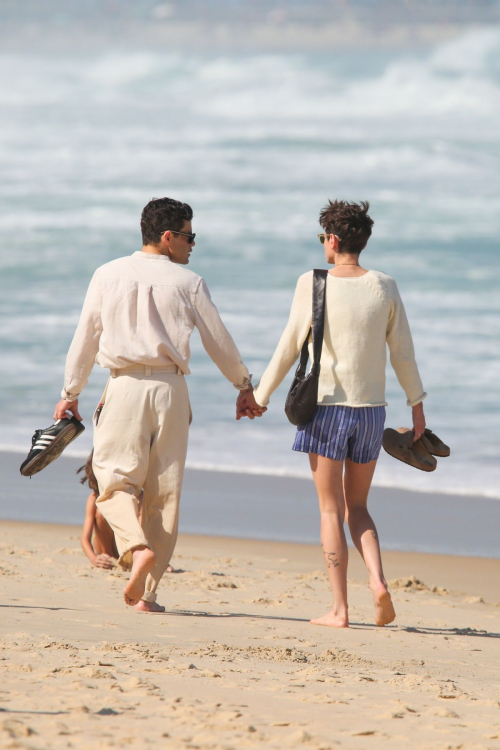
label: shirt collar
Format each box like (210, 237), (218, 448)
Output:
(133, 251), (171, 261)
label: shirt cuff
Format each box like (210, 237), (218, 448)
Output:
(234, 375), (253, 392)
(61, 388), (80, 402)
(407, 391), (427, 407)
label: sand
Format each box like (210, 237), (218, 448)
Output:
(1, 521), (499, 750)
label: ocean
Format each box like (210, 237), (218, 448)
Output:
(1, 29), (499, 501)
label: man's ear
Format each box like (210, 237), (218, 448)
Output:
(160, 231), (172, 248)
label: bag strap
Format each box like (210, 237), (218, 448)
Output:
(311, 269), (328, 375)
(296, 269), (328, 377)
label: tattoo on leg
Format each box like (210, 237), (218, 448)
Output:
(322, 545), (340, 568)
(371, 530), (378, 539)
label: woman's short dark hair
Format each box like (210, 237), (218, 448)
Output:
(77, 450), (99, 494)
(140, 197), (193, 245)
(319, 200), (374, 254)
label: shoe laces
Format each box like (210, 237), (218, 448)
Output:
(30, 429), (42, 447)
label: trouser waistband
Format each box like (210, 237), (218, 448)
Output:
(110, 364), (182, 377)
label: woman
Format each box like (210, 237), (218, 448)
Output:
(246, 200), (426, 628)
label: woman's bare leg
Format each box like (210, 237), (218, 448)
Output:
(309, 454), (349, 628)
(343, 458), (395, 626)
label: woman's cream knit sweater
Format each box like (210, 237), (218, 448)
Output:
(253, 269), (426, 409)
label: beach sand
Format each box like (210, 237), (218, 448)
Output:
(1, 521), (499, 749)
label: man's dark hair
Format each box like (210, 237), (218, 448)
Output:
(319, 200), (374, 254)
(140, 197), (193, 245)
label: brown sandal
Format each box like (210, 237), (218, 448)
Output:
(382, 428), (437, 472)
(420, 428), (450, 457)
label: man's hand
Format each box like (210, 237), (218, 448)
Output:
(53, 399), (82, 421)
(94, 554), (115, 570)
(412, 402), (426, 441)
(236, 389), (267, 420)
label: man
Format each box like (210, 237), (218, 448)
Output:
(54, 197), (264, 612)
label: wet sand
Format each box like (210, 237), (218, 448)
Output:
(3, 451), (500, 557)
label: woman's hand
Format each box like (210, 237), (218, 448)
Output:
(412, 402), (426, 441)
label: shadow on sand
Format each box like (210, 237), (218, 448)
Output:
(157, 607), (500, 639)
(0, 604), (76, 612)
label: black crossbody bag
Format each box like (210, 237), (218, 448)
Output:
(284, 269), (328, 426)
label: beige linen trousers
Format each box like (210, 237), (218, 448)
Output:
(92, 366), (190, 603)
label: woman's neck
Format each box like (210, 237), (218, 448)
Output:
(333, 252), (360, 266)
(329, 253), (367, 277)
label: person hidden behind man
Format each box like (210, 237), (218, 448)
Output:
(78, 450), (174, 574)
(78, 450), (118, 570)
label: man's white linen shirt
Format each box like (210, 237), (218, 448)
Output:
(62, 251), (251, 400)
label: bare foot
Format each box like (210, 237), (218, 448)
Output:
(123, 547), (156, 606)
(135, 600), (165, 613)
(166, 564), (174, 573)
(371, 583), (396, 626)
(310, 610), (349, 628)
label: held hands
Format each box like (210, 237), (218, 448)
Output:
(236, 387), (267, 420)
(53, 398), (82, 421)
(412, 402), (426, 441)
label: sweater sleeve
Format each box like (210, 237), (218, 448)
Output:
(253, 273), (312, 407)
(62, 271), (103, 401)
(193, 279), (251, 390)
(386, 281), (427, 407)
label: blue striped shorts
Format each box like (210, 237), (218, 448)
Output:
(292, 405), (386, 464)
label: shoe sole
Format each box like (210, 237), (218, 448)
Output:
(382, 445), (436, 473)
(20, 423), (83, 477)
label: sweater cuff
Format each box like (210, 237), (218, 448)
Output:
(407, 391), (427, 407)
(253, 387), (268, 408)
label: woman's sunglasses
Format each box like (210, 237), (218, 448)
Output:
(318, 233), (340, 245)
(164, 230), (196, 244)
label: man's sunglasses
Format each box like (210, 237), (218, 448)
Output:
(164, 230), (196, 244)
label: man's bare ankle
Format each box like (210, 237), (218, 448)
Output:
(135, 600), (165, 613)
(132, 547), (155, 565)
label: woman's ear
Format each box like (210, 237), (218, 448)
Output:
(324, 233), (335, 263)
